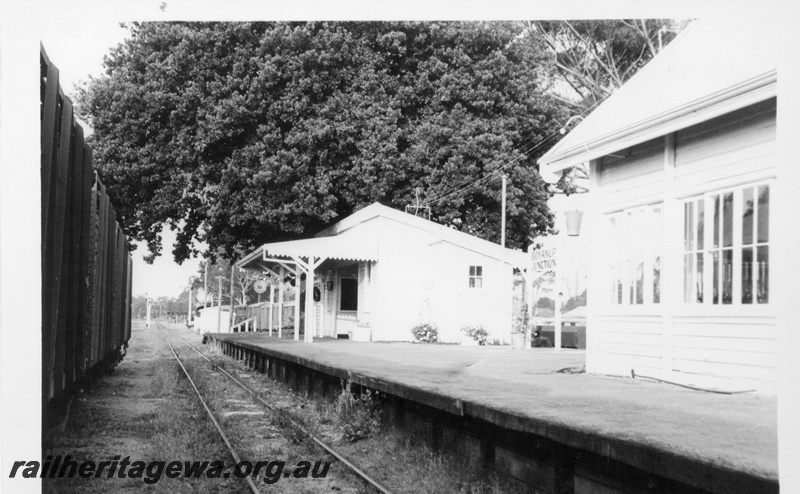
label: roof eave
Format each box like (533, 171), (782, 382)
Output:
(236, 245), (265, 270)
(538, 70), (777, 180)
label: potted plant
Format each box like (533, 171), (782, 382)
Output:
(411, 322), (439, 344)
(460, 325), (488, 346)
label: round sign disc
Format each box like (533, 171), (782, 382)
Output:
(254, 279), (268, 294)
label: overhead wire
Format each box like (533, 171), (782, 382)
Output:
(419, 99), (602, 208)
(420, 126), (563, 207)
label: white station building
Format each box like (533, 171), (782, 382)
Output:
(538, 17), (782, 392)
(238, 202), (528, 344)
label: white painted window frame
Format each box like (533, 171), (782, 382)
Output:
(468, 265), (483, 289)
(607, 204), (663, 307)
(680, 179), (771, 311)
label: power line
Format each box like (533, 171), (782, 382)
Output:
(420, 125), (562, 207)
(420, 101), (602, 208)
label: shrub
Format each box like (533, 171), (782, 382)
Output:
(333, 380), (380, 442)
(512, 304), (529, 334)
(411, 323), (439, 343)
(460, 325), (488, 345)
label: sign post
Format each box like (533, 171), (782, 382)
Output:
(529, 237), (560, 351)
(145, 293), (152, 329)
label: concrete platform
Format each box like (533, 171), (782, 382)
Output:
(206, 332), (777, 493)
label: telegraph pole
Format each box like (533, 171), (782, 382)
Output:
(501, 174), (507, 248)
(204, 262), (209, 308)
(217, 276), (222, 333)
(145, 293), (152, 328)
(229, 264), (236, 331)
(187, 283), (193, 328)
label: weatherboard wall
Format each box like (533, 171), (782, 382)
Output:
(587, 99), (778, 392)
(369, 215), (515, 343)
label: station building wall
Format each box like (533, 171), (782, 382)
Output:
(586, 98), (777, 392)
(370, 216), (515, 343)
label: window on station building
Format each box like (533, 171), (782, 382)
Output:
(682, 183), (769, 305)
(469, 265), (483, 288)
(608, 205), (662, 305)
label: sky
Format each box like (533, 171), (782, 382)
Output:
(40, 16), (205, 299)
(31, 0), (714, 299)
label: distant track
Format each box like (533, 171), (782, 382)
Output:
(161, 326), (394, 494)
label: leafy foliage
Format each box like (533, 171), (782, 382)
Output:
(528, 19), (688, 195)
(460, 324), (488, 345)
(561, 289), (587, 312)
(512, 303), (529, 335)
(333, 380), (380, 443)
(529, 19), (687, 111)
(411, 322), (439, 343)
(77, 21), (569, 263)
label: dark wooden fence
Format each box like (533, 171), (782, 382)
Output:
(41, 45), (132, 424)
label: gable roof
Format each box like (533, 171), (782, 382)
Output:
(538, 15), (778, 179)
(318, 202), (529, 266)
(238, 202), (529, 269)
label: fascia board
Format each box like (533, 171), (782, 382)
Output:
(540, 72), (776, 175)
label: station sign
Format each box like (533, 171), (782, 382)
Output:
(530, 237), (558, 274)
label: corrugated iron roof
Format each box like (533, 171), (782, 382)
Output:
(261, 234), (379, 262)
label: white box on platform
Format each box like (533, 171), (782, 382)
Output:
(349, 327), (372, 342)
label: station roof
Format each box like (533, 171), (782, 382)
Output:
(538, 15), (778, 180)
(237, 233), (379, 271)
(237, 202), (529, 271)
(263, 235), (379, 263)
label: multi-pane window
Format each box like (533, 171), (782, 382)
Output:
(742, 185), (770, 303)
(608, 205), (662, 305)
(683, 197), (707, 303)
(683, 183), (769, 305)
(468, 266), (483, 288)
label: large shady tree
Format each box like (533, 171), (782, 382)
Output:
(77, 22), (570, 263)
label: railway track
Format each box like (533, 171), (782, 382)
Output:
(157, 325), (393, 494)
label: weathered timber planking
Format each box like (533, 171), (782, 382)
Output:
(41, 45), (134, 418)
(63, 123), (85, 389)
(49, 95), (75, 400)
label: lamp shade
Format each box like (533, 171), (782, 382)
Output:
(565, 210), (584, 236)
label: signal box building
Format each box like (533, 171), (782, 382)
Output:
(538, 17), (781, 392)
(238, 203), (528, 344)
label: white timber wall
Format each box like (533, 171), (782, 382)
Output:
(370, 217), (514, 342)
(588, 99), (778, 392)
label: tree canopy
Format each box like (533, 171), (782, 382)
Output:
(77, 21), (570, 263)
(530, 19), (686, 112)
(527, 19), (687, 195)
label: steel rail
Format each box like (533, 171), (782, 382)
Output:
(158, 328), (261, 494)
(174, 331), (394, 494)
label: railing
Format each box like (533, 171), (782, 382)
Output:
(232, 317), (257, 333)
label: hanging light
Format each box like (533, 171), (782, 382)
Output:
(565, 210), (584, 236)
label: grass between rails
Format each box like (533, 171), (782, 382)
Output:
(53, 323), (527, 494)
(199, 336), (528, 494)
(180, 345), (364, 493)
(50, 325), (241, 493)
(139, 347), (244, 493)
